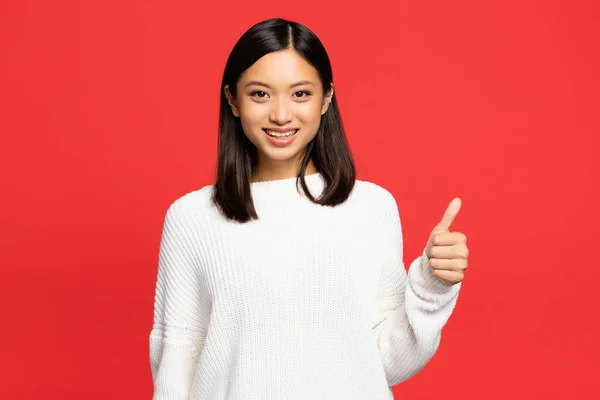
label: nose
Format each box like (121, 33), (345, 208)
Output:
(269, 97), (292, 125)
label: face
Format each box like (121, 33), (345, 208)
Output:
(224, 48), (333, 179)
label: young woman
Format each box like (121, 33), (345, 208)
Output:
(149, 17), (469, 400)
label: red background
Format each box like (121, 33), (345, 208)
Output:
(2, 0), (598, 398)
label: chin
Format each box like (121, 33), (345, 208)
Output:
(261, 148), (302, 162)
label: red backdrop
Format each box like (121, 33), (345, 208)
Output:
(2, 0), (598, 398)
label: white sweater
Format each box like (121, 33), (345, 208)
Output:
(149, 172), (462, 399)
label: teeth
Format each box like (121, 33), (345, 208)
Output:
(265, 129), (297, 138)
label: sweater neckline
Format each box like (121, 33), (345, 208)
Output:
(250, 172), (324, 199)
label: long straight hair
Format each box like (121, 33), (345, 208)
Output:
(211, 18), (356, 223)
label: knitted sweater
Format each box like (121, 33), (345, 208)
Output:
(149, 172), (462, 399)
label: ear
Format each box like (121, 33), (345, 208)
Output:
(321, 83), (334, 115)
(224, 85), (240, 117)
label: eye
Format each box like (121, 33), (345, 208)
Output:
(250, 90), (268, 98)
(293, 90), (311, 98)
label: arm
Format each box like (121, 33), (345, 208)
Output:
(372, 192), (461, 387)
(149, 200), (207, 399)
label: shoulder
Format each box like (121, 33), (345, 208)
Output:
(163, 184), (217, 223)
(352, 179), (403, 242)
(352, 178), (399, 214)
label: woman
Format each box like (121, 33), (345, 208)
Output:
(149, 17), (469, 400)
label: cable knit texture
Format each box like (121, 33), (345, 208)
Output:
(149, 172), (461, 399)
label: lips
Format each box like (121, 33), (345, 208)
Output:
(262, 128), (299, 146)
(263, 129), (298, 137)
(263, 127), (298, 133)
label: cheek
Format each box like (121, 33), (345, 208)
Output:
(239, 102), (266, 120)
(297, 102), (323, 123)
(238, 104), (267, 134)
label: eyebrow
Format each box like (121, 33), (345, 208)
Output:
(244, 80), (315, 89)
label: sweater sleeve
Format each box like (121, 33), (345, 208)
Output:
(371, 192), (461, 387)
(149, 200), (207, 399)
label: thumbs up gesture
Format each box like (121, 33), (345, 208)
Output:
(424, 197), (469, 286)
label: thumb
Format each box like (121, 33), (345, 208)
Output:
(434, 197), (462, 233)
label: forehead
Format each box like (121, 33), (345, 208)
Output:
(239, 49), (320, 86)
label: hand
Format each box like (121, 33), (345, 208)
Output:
(424, 197), (469, 286)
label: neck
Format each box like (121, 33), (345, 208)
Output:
(251, 159), (317, 183)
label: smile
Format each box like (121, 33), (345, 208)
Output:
(263, 129), (298, 138)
